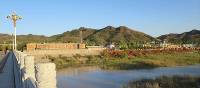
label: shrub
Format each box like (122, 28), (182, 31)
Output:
(125, 75), (200, 88)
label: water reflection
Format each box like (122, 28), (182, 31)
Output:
(57, 65), (200, 88)
(57, 66), (101, 76)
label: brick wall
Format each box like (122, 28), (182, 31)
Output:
(27, 43), (86, 51)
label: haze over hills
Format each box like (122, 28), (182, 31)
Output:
(158, 29), (200, 44)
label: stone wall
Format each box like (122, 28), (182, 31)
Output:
(27, 43), (86, 51)
(24, 48), (105, 57)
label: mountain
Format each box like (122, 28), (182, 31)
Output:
(0, 34), (48, 43)
(84, 26), (156, 45)
(157, 29), (200, 44)
(1, 27), (199, 50)
(0, 26), (157, 49)
(50, 27), (96, 43)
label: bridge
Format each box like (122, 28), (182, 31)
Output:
(0, 51), (57, 88)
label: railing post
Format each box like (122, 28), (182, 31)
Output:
(14, 51), (57, 88)
(20, 54), (27, 69)
(24, 56), (36, 81)
(17, 51), (21, 64)
(35, 63), (57, 88)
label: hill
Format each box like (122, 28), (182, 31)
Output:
(85, 26), (156, 45)
(50, 27), (96, 43)
(0, 26), (157, 49)
(157, 29), (200, 44)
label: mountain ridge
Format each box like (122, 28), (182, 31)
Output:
(0, 26), (156, 46)
(157, 29), (200, 44)
(1, 26), (199, 46)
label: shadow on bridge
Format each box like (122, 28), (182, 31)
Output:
(0, 51), (57, 88)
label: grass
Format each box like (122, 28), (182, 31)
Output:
(46, 54), (102, 69)
(101, 51), (200, 70)
(124, 75), (200, 88)
(48, 50), (200, 70)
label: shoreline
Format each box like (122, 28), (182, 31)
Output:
(49, 50), (200, 70)
(124, 75), (200, 88)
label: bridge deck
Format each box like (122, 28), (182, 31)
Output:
(0, 52), (15, 88)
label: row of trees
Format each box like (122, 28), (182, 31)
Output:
(112, 40), (200, 50)
(1, 38), (200, 51)
(0, 45), (12, 51)
(0, 42), (27, 51)
(167, 38), (200, 45)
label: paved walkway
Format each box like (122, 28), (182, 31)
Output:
(0, 53), (15, 88)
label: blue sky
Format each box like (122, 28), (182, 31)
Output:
(0, 0), (200, 37)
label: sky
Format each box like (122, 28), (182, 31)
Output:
(0, 0), (200, 37)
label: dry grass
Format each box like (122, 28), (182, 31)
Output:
(101, 51), (200, 70)
(39, 50), (200, 70)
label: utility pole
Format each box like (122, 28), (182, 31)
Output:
(79, 27), (86, 44)
(7, 12), (22, 51)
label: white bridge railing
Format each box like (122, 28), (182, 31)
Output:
(13, 51), (57, 88)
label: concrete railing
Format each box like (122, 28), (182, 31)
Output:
(13, 51), (57, 88)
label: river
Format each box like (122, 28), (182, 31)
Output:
(57, 65), (200, 88)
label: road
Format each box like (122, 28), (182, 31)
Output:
(0, 52), (15, 88)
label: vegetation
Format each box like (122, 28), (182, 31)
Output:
(1, 27), (199, 50)
(46, 54), (102, 69)
(0, 51), (3, 62)
(47, 49), (200, 69)
(158, 29), (200, 45)
(124, 75), (200, 88)
(51, 27), (96, 43)
(101, 50), (200, 70)
(85, 26), (156, 46)
(0, 45), (12, 51)
(0, 26), (157, 50)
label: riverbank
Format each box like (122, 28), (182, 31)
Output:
(101, 51), (200, 70)
(124, 75), (200, 88)
(49, 49), (200, 70)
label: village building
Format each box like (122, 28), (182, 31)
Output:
(107, 44), (115, 49)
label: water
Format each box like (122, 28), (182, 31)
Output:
(57, 65), (200, 88)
